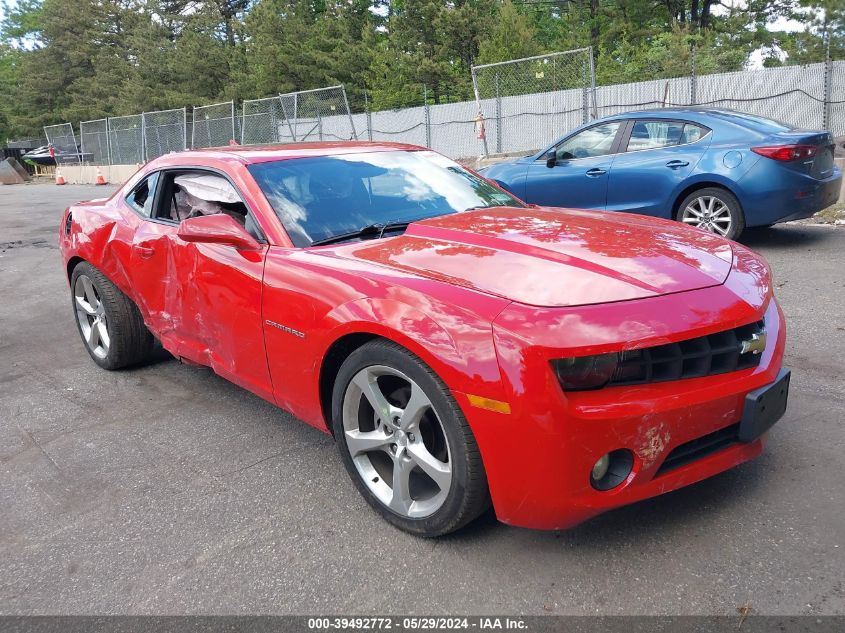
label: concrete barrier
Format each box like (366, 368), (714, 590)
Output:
(0, 157), (30, 184)
(57, 164), (140, 186)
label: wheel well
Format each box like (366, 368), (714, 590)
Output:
(66, 256), (85, 281)
(319, 332), (380, 434)
(672, 182), (741, 219)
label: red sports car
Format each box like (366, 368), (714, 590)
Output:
(59, 142), (789, 536)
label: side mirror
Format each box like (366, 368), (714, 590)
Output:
(177, 213), (261, 251)
(544, 149), (557, 168)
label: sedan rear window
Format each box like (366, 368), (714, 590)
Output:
(248, 150), (523, 247)
(627, 121), (686, 151)
(626, 121), (710, 151)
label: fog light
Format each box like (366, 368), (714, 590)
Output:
(591, 454), (610, 481)
(590, 449), (635, 491)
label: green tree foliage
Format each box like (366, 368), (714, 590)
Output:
(477, 0), (539, 65)
(0, 0), (837, 140)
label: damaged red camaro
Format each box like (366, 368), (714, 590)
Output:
(59, 142), (789, 536)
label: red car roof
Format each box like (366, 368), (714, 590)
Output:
(173, 140), (427, 164)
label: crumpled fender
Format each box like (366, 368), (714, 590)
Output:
(62, 204), (138, 302)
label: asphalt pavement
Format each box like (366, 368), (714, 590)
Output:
(0, 183), (843, 615)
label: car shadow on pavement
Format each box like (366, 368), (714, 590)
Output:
(740, 223), (837, 250)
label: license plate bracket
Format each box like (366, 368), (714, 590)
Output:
(739, 368), (791, 443)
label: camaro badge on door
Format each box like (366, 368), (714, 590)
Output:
(740, 331), (767, 355)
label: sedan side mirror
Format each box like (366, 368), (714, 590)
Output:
(177, 213), (261, 251)
(544, 149), (557, 168)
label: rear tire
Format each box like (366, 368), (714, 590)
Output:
(676, 187), (745, 241)
(70, 262), (154, 370)
(332, 339), (490, 536)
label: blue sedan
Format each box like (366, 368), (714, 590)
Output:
(480, 108), (842, 240)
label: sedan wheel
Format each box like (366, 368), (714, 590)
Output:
(681, 195), (733, 236)
(332, 340), (490, 536)
(677, 187), (744, 241)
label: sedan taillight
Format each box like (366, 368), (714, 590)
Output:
(751, 144), (818, 161)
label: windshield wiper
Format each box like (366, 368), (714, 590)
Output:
(463, 203), (511, 212)
(310, 221), (413, 247)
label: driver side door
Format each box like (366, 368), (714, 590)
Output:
(128, 167), (274, 402)
(524, 121), (625, 210)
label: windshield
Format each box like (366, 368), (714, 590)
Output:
(248, 150), (523, 247)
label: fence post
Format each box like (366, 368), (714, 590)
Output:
(106, 118), (112, 166)
(823, 56), (833, 131)
(141, 112), (147, 163)
(588, 46), (598, 119)
(365, 91), (373, 141)
(228, 101), (234, 144)
(342, 89), (357, 140)
(424, 85), (432, 148)
(690, 44), (698, 105)
(470, 66), (490, 157)
(582, 55), (589, 124)
(495, 73), (502, 154)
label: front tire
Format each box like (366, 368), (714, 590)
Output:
(70, 262), (154, 370)
(332, 340), (490, 536)
(677, 187), (745, 241)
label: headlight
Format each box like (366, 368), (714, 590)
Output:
(552, 353), (618, 391)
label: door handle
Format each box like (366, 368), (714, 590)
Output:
(585, 168), (607, 177)
(666, 160), (690, 169)
(136, 246), (155, 259)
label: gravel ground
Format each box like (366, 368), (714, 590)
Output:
(0, 184), (843, 615)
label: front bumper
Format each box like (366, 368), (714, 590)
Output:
(459, 281), (786, 530)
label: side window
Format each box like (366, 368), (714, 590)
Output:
(555, 122), (622, 161)
(125, 172), (160, 217)
(681, 123), (709, 144)
(158, 170), (263, 240)
(626, 121), (685, 151)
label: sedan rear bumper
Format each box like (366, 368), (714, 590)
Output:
(738, 162), (841, 227)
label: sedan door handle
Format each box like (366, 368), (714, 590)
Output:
(666, 160), (690, 169)
(136, 246), (156, 259)
(585, 168), (607, 177)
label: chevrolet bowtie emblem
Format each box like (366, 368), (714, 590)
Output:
(740, 331), (767, 355)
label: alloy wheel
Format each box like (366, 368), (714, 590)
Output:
(74, 274), (110, 359)
(342, 365), (452, 518)
(681, 195), (732, 237)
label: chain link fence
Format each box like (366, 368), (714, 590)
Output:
(143, 108), (187, 161)
(107, 114), (144, 165)
(192, 100), (237, 148)
(472, 48), (596, 155)
(34, 60), (844, 166)
(278, 85), (357, 142)
(43, 123), (80, 165)
(241, 96), (285, 145)
(80, 119), (109, 165)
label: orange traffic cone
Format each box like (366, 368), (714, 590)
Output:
(95, 167), (107, 185)
(55, 168), (66, 186)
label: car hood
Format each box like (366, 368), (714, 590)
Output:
(324, 207), (734, 308)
